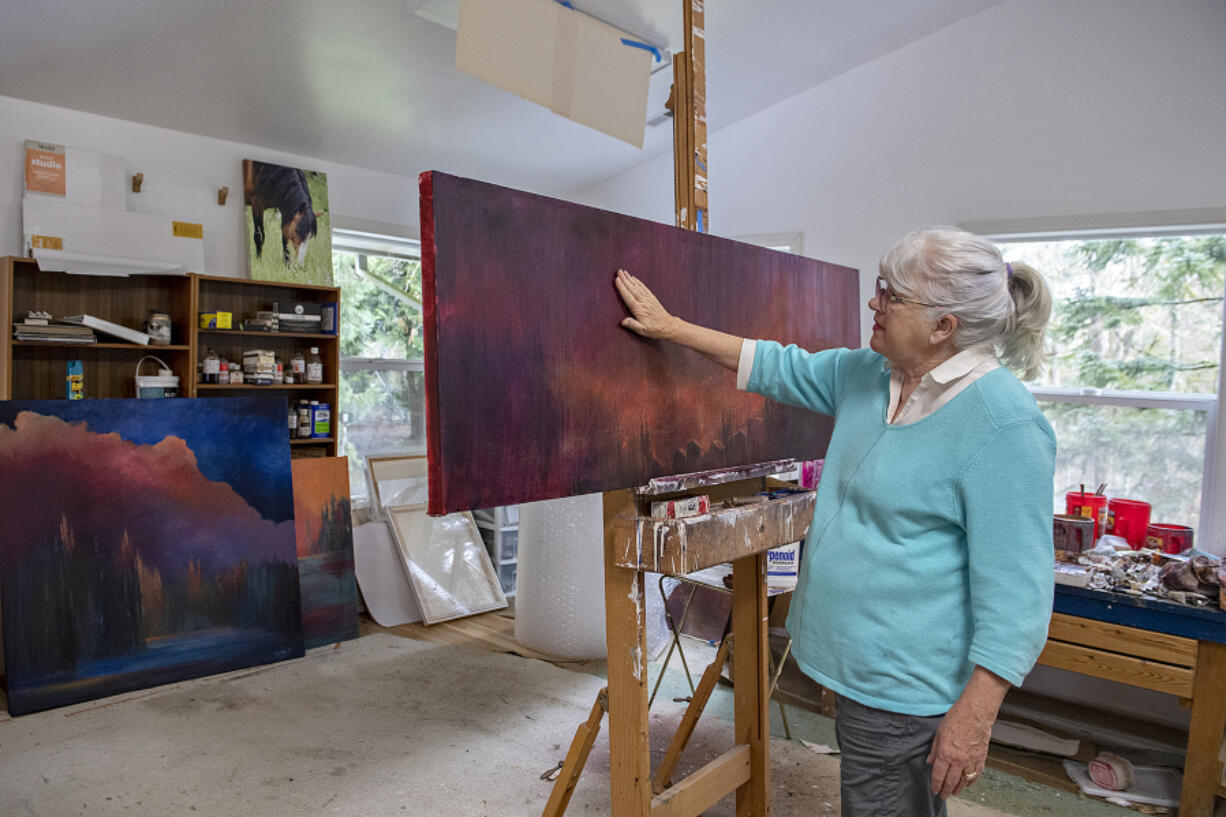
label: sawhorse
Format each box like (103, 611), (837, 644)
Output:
(542, 466), (815, 817)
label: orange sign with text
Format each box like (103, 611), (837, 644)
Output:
(25, 141), (66, 196)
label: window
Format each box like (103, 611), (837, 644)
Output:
(331, 230), (424, 505)
(993, 231), (1225, 552)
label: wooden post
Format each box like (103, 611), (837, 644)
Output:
(731, 551), (769, 816)
(670, 0), (707, 232)
(1180, 640), (1226, 817)
(603, 488), (652, 817)
(684, 0), (707, 233)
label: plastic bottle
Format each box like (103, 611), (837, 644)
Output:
(306, 346), (323, 384)
(218, 356), (230, 385)
(274, 356), (285, 385)
(202, 348), (220, 384)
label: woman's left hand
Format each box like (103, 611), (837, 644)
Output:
(926, 703), (992, 798)
(927, 666), (1010, 799)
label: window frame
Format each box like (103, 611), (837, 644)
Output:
(974, 219), (1226, 556)
(331, 229), (426, 503)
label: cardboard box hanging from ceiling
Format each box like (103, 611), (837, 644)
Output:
(455, 0), (652, 148)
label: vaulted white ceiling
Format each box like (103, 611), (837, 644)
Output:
(0, 0), (1001, 197)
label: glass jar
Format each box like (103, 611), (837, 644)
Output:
(144, 310), (173, 345)
(202, 347), (220, 384)
(306, 346), (323, 384)
(290, 350), (306, 380)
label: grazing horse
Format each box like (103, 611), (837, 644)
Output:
(243, 161), (323, 266)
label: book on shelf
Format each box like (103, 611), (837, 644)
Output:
(57, 314), (150, 345)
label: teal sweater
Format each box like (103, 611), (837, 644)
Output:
(748, 342), (1056, 715)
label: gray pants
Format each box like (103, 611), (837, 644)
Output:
(835, 694), (948, 817)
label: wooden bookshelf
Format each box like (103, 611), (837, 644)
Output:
(1, 257), (342, 456)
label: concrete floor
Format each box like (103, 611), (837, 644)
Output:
(1, 619), (1218, 817)
(629, 639), (1149, 817)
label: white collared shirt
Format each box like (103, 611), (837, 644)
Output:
(736, 340), (1000, 425)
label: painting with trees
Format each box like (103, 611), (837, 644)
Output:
(0, 397), (302, 715)
(292, 457), (359, 648)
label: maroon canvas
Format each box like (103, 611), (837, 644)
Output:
(420, 171), (860, 515)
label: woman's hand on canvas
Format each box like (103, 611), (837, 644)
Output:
(615, 269), (679, 340)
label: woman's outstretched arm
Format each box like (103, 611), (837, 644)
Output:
(614, 269), (744, 372)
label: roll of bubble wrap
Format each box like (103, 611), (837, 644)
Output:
(514, 493), (674, 660)
(515, 493), (607, 658)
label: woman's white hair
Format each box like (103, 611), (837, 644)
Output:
(879, 226), (1051, 381)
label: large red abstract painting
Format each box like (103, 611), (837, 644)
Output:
(420, 172), (860, 515)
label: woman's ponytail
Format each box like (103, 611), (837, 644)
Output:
(999, 262), (1051, 381)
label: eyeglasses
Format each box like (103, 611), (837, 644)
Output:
(875, 277), (940, 311)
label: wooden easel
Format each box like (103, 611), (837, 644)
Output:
(543, 5), (799, 814)
(541, 464), (814, 817)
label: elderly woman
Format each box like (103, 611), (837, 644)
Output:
(615, 227), (1056, 817)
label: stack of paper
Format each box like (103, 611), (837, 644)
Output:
(13, 323), (96, 343)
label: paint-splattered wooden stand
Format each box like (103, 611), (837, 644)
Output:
(542, 462), (815, 817)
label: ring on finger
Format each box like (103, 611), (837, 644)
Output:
(961, 770), (979, 782)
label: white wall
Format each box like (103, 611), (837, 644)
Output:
(0, 95), (420, 277)
(576, 0), (1226, 345)
(578, 0), (1226, 731)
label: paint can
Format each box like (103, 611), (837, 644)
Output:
(1145, 523), (1194, 555)
(1065, 491), (1107, 542)
(1107, 498), (1152, 550)
(311, 402), (331, 439)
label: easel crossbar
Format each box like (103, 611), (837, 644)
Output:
(650, 744), (752, 817)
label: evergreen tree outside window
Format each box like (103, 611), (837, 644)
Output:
(331, 231), (424, 506)
(994, 231), (1225, 550)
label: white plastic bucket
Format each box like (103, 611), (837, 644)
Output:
(135, 355), (180, 398)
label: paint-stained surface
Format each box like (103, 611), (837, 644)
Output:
(0, 397), (302, 715)
(614, 490), (816, 575)
(292, 457), (359, 649)
(420, 172), (860, 514)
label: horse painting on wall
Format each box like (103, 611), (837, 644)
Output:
(243, 159), (332, 286)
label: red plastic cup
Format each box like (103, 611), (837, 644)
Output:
(1065, 491), (1108, 542)
(1107, 498), (1152, 549)
(1145, 523), (1194, 554)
